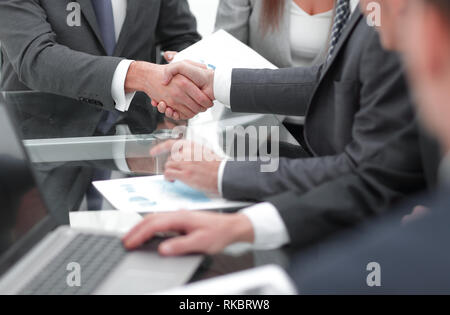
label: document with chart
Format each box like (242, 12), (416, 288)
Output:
(93, 176), (251, 213)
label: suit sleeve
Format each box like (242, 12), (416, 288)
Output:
(266, 141), (425, 248)
(156, 0), (201, 52)
(229, 66), (321, 116)
(0, 0), (123, 109)
(222, 29), (421, 201)
(215, 0), (252, 44)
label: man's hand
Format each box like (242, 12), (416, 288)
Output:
(151, 139), (222, 195)
(151, 61), (216, 120)
(122, 211), (254, 256)
(125, 61), (213, 120)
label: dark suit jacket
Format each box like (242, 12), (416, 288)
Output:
(0, 0), (200, 220)
(292, 187), (450, 294)
(223, 9), (422, 200)
(0, 0), (200, 126)
(220, 9), (425, 247)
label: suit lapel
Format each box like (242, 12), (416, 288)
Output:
(320, 9), (363, 78)
(303, 9), (363, 140)
(77, 0), (106, 53)
(114, 0), (139, 56)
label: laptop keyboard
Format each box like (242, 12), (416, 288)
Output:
(19, 234), (127, 295)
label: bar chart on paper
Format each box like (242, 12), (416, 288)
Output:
(93, 176), (251, 213)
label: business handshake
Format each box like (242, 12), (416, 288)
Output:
(125, 59), (216, 121)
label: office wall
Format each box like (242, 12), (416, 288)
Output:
(188, 0), (220, 37)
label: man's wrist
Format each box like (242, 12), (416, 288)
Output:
(125, 61), (159, 94)
(229, 213), (255, 244)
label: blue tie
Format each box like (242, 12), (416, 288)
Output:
(87, 0), (118, 210)
(91, 0), (116, 56)
(91, 0), (120, 133)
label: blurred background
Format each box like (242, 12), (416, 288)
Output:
(188, 0), (219, 37)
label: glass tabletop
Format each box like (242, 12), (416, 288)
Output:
(1, 91), (300, 280)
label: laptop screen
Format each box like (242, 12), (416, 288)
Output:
(0, 98), (55, 276)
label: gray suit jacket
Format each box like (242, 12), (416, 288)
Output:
(221, 10), (425, 245)
(215, 0), (329, 68)
(0, 1), (199, 220)
(0, 0), (200, 125)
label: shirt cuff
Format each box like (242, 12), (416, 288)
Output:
(112, 124), (132, 173)
(213, 67), (232, 107)
(112, 59), (136, 112)
(217, 159), (228, 197)
(241, 202), (290, 250)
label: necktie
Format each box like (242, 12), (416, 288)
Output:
(91, 0), (116, 56)
(91, 0), (120, 134)
(327, 0), (351, 60)
(87, 0), (118, 210)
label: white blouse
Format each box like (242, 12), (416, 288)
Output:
(290, 2), (333, 67)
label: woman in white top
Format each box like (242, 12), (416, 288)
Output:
(215, 0), (336, 144)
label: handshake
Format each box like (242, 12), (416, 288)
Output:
(125, 59), (216, 121)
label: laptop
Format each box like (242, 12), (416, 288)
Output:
(0, 95), (203, 295)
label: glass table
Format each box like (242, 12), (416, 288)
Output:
(2, 91), (301, 282)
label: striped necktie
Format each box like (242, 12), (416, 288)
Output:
(327, 0), (351, 60)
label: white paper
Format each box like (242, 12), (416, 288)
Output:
(155, 265), (297, 295)
(93, 176), (251, 213)
(173, 29), (278, 70)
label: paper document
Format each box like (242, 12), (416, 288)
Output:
(156, 265), (297, 295)
(93, 176), (251, 213)
(173, 29), (278, 70)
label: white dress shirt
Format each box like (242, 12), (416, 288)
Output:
(215, 0), (361, 250)
(110, 0), (136, 112)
